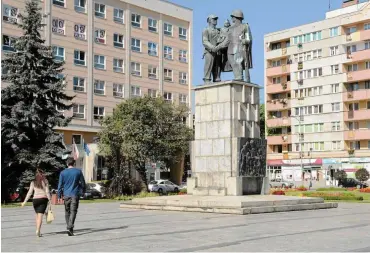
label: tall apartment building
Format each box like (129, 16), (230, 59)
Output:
(2, 0), (193, 181)
(264, 0), (370, 186)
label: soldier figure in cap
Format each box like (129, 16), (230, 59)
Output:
(216, 9), (253, 82)
(202, 14), (221, 84)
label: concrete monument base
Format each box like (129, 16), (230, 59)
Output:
(120, 195), (338, 215)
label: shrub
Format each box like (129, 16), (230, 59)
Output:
(272, 190), (285, 195)
(334, 170), (347, 181)
(359, 188), (370, 193)
(180, 188), (187, 194)
(178, 192), (186, 195)
(301, 191), (362, 201)
(347, 187), (359, 192)
(296, 186), (307, 191)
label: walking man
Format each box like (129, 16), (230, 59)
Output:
(58, 157), (86, 236)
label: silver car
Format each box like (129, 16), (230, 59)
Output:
(149, 180), (180, 194)
(269, 179), (294, 188)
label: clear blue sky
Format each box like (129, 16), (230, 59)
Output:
(169, 0), (345, 100)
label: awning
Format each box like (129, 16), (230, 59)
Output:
(268, 159), (322, 166)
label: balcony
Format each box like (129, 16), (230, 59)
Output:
(266, 82), (291, 94)
(342, 32), (360, 44)
(266, 99), (291, 111)
(346, 49), (370, 63)
(265, 47), (292, 59)
(344, 109), (370, 121)
(343, 90), (370, 102)
(266, 117), (291, 127)
(267, 134), (292, 145)
(266, 64), (290, 77)
(344, 129), (370, 140)
(360, 29), (370, 41)
(346, 70), (370, 82)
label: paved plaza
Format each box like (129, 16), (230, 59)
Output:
(2, 202), (370, 252)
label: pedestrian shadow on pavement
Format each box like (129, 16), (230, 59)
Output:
(43, 226), (128, 237)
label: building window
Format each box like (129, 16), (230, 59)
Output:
(349, 82), (359, 91)
(365, 41), (370, 50)
(330, 46), (338, 56)
(179, 94), (187, 104)
(350, 141), (360, 150)
(148, 42), (158, 56)
(52, 18), (65, 35)
(271, 42), (281, 50)
(366, 81), (370, 89)
(148, 18), (157, 32)
(148, 89), (157, 98)
(52, 46), (65, 61)
(131, 38), (141, 52)
(164, 92), (173, 102)
(73, 104), (85, 119)
(349, 121), (359, 130)
(164, 46), (173, 60)
(94, 55), (105, 70)
(131, 13), (141, 28)
(347, 27), (357, 34)
(331, 64), (339, 74)
(94, 80), (105, 95)
(331, 121), (340, 131)
(332, 141), (341, 150)
(73, 77), (85, 92)
(74, 0), (86, 13)
(368, 101), (370, 109)
(179, 72), (187, 85)
(74, 50), (86, 66)
(131, 86), (141, 97)
(330, 27), (339, 37)
(349, 103), (359, 111)
(179, 50), (188, 63)
(74, 24), (86, 40)
(331, 102), (340, 112)
(347, 64), (358, 72)
(366, 61), (370, 70)
(164, 68), (173, 82)
(113, 58), (124, 73)
(2, 35), (16, 51)
(347, 45), (357, 53)
(53, 0), (65, 7)
(114, 8), (124, 23)
(131, 62), (141, 76)
(365, 23), (370, 30)
(95, 29), (106, 44)
(179, 27), (187, 40)
(94, 106), (105, 120)
(164, 23), (173, 36)
(113, 83), (124, 98)
(94, 3), (106, 18)
(272, 77), (281, 84)
(148, 65), (157, 79)
(331, 83), (339, 93)
(3, 5), (18, 24)
(113, 33), (124, 48)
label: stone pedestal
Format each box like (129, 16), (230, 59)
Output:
(189, 80), (266, 196)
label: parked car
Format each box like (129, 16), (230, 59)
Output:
(269, 179), (294, 188)
(149, 180), (180, 194)
(87, 182), (106, 198)
(338, 178), (368, 188)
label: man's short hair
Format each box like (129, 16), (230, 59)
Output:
(67, 157), (76, 167)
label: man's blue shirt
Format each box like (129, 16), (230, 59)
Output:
(57, 168), (86, 199)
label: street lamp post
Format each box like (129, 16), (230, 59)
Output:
(292, 114), (304, 187)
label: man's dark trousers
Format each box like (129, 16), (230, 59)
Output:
(64, 197), (79, 230)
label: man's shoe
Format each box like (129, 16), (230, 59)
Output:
(67, 228), (74, 236)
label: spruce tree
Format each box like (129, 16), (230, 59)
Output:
(1, 0), (74, 200)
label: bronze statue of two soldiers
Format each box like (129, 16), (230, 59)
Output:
(202, 10), (253, 84)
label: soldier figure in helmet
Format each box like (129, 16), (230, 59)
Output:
(216, 9), (253, 82)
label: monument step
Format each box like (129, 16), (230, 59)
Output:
(192, 187), (227, 196)
(120, 202), (338, 215)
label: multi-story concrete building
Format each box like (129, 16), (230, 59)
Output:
(264, 0), (370, 186)
(2, 0), (193, 181)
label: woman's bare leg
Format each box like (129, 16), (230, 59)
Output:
(36, 213), (43, 236)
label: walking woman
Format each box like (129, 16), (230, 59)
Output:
(21, 169), (51, 237)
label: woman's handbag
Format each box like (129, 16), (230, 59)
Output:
(46, 203), (55, 224)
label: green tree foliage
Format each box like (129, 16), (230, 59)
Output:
(355, 168), (370, 185)
(333, 170), (347, 182)
(260, 104), (265, 139)
(99, 96), (193, 189)
(1, 0), (73, 201)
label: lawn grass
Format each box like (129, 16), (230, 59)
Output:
(285, 190), (370, 203)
